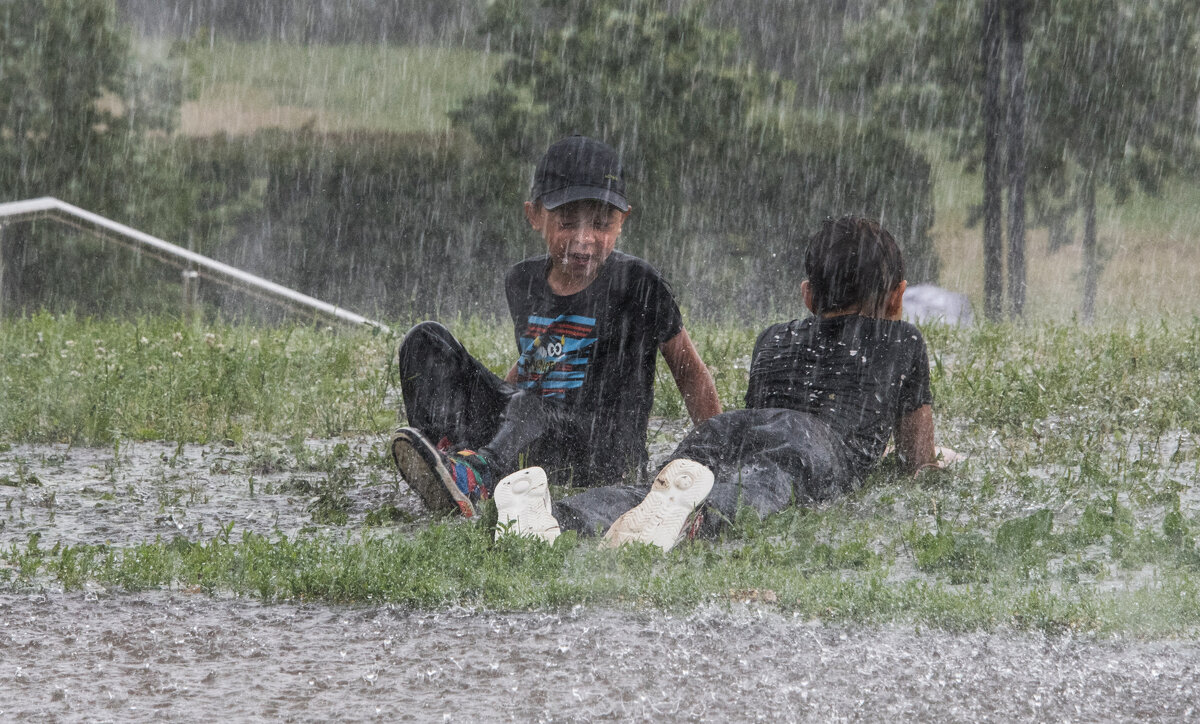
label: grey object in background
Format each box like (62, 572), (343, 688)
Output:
(903, 284), (974, 326)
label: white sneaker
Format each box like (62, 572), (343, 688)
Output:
(603, 459), (714, 553)
(494, 467), (561, 543)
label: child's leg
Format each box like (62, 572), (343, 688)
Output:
(551, 461), (714, 553)
(552, 484), (648, 536)
(668, 408), (854, 535)
(397, 321), (514, 449)
(544, 415), (753, 539)
(476, 391), (610, 486)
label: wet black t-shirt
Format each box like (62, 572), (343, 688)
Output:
(744, 315), (933, 478)
(505, 251), (683, 483)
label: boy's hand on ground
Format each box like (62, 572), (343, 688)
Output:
(912, 446), (965, 477)
(934, 446), (965, 466)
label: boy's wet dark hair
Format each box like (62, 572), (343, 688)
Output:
(804, 216), (904, 316)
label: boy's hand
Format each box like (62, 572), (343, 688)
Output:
(911, 446), (965, 477)
(934, 446), (965, 466)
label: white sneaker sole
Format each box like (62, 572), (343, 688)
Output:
(494, 467), (560, 543)
(603, 459), (714, 553)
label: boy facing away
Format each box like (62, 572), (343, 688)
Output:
(495, 215), (952, 550)
(391, 135), (721, 518)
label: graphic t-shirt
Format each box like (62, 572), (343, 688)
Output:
(505, 251), (683, 483)
(745, 315), (933, 478)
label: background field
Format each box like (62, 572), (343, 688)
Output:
(171, 40), (1200, 324)
(177, 40), (500, 135)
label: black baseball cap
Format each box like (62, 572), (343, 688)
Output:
(529, 135), (629, 212)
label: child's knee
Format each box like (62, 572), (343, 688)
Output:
(398, 321), (457, 367)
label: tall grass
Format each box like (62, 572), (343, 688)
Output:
(0, 312), (396, 444)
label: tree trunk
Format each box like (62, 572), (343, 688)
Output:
(0, 223), (6, 318)
(981, 0), (1005, 322)
(1081, 174), (1098, 323)
(1005, 0), (1027, 318)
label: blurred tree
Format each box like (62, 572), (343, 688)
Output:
(0, 0), (186, 313)
(981, 0), (1004, 321)
(1004, 0), (1027, 318)
(845, 0), (1200, 322)
(453, 0), (938, 316)
(453, 0), (776, 234)
(2, 0), (137, 205)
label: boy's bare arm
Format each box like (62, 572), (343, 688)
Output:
(660, 329), (722, 424)
(504, 363), (519, 384)
(895, 404), (937, 474)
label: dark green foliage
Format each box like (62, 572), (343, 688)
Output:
(181, 124), (935, 321)
(178, 129), (516, 319)
(0, 0), (196, 315)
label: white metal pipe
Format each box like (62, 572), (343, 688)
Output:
(0, 197), (389, 333)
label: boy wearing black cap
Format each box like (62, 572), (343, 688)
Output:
(391, 135), (721, 518)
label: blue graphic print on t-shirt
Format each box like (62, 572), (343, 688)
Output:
(516, 314), (598, 398)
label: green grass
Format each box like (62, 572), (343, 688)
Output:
(0, 312), (396, 443)
(4, 313), (1200, 635)
(176, 40), (501, 134)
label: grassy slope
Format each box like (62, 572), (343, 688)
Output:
(3, 314), (1200, 635)
(922, 144), (1200, 323)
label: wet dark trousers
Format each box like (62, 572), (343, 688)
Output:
(555, 408), (855, 537)
(397, 321), (581, 482)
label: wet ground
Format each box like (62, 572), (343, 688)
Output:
(2, 431), (1198, 722)
(0, 422), (695, 549)
(0, 436), (402, 548)
(1, 592), (1197, 722)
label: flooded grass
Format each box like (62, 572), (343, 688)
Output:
(3, 313), (1200, 637)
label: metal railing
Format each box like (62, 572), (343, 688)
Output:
(0, 197), (389, 333)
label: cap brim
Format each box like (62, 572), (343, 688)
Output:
(539, 186), (629, 212)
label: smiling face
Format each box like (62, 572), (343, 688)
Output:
(524, 199), (629, 294)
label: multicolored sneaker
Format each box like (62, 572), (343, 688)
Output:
(389, 427), (491, 518)
(494, 467), (560, 543)
(602, 458), (714, 553)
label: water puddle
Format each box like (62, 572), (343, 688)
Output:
(0, 591), (1195, 722)
(0, 437), (404, 548)
(0, 420), (695, 550)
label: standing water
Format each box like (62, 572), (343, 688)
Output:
(1, 592), (1196, 721)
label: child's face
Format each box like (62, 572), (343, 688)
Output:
(524, 199), (628, 282)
